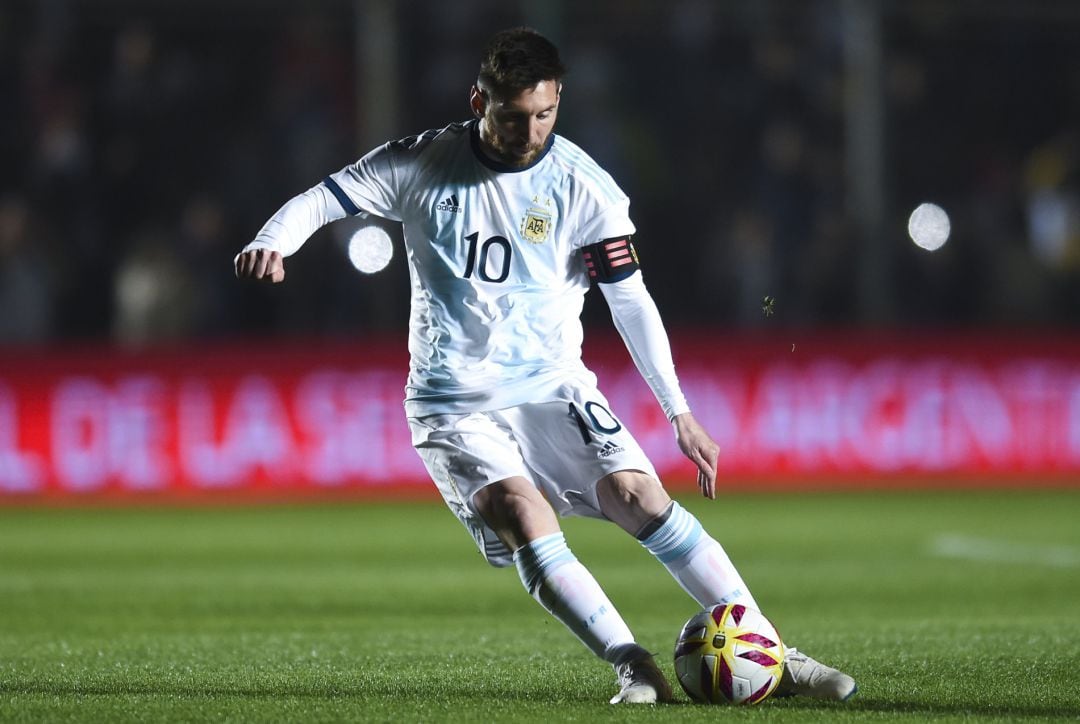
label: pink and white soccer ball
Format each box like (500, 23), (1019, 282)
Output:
(673, 603), (786, 705)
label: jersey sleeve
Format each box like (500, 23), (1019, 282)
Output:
(600, 272), (690, 421)
(573, 197), (636, 249)
(240, 183), (347, 258)
(323, 142), (404, 222)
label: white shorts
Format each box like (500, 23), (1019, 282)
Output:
(408, 379), (658, 568)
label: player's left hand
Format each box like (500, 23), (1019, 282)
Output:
(672, 412), (719, 499)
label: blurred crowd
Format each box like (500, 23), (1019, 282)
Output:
(2, 0), (1079, 347)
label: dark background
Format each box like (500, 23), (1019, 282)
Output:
(3, 0), (1079, 347)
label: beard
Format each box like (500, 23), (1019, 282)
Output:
(481, 125), (547, 168)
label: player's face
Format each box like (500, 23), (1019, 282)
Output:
(474, 80), (560, 168)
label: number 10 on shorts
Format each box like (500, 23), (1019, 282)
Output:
(568, 401), (622, 444)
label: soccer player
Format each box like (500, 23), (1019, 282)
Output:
(235, 28), (856, 705)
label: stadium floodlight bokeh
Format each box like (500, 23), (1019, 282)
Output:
(347, 223), (394, 274)
(907, 202), (951, 252)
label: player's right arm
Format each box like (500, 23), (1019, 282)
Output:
(235, 138), (405, 283)
(234, 184), (349, 283)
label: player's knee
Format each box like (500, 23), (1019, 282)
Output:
(472, 477), (558, 549)
(475, 486), (532, 522)
(597, 471), (670, 520)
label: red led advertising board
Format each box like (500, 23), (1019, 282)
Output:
(2, 332), (1079, 501)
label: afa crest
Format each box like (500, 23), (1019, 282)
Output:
(521, 207), (552, 244)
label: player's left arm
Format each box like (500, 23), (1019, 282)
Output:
(671, 411), (719, 500)
(586, 237), (720, 499)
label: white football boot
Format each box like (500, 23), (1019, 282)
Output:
(609, 649), (674, 704)
(775, 647), (858, 701)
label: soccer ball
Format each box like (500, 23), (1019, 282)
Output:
(673, 603), (786, 705)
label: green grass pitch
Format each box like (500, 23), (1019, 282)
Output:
(2, 489), (1078, 722)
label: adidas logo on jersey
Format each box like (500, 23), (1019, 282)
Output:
(436, 194), (462, 213)
(597, 441), (625, 459)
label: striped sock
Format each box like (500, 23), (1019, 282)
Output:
(639, 502), (759, 610)
(514, 532), (638, 663)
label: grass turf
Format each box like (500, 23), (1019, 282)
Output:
(1, 489), (1078, 722)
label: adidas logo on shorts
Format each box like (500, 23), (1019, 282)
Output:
(597, 441), (625, 459)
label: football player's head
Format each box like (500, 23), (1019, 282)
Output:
(471, 28), (566, 168)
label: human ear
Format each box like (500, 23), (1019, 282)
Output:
(469, 85), (486, 118)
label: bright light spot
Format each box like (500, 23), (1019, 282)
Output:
(347, 225), (393, 273)
(907, 202), (951, 251)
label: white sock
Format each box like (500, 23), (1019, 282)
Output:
(639, 502), (759, 610)
(514, 532), (640, 664)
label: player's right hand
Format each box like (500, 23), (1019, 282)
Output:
(235, 248), (285, 283)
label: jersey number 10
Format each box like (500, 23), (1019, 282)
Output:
(463, 232), (512, 283)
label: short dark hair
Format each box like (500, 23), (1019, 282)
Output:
(477, 27), (566, 98)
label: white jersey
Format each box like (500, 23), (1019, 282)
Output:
(325, 120), (635, 417)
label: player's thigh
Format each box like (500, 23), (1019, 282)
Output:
(502, 382), (662, 520)
(409, 411), (537, 566)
